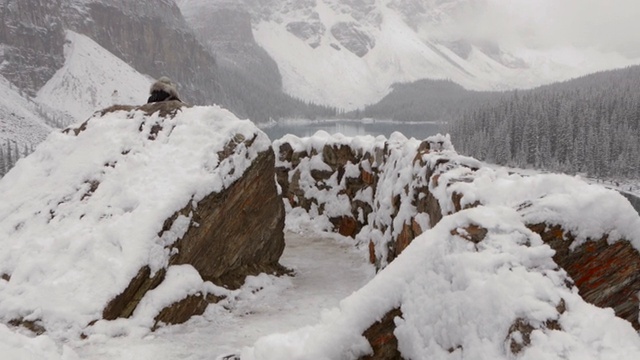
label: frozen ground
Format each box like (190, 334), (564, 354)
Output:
(71, 231), (375, 360)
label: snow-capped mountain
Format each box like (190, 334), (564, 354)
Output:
(180, 0), (640, 109)
(37, 31), (152, 124)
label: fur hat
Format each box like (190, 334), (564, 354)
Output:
(147, 76), (181, 103)
(150, 77), (179, 98)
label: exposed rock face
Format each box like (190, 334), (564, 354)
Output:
(244, 200), (640, 358)
(0, 0), (65, 95)
(442, 39), (473, 59)
(275, 132), (640, 354)
(0, 0), (224, 105)
(286, 21), (325, 48)
(326, 0), (378, 22)
(330, 22), (375, 57)
(179, 2), (282, 91)
(275, 136), (383, 244)
(167, 145), (286, 289)
(531, 224), (640, 330)
(275, 134), (462, 268)
(0, 102), (285, 336)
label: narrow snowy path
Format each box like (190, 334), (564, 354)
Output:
(73, 231), (375, 359)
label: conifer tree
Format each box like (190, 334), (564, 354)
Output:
(0, 146), (5, 177)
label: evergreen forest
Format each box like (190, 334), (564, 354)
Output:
(449, 66), (640, 179)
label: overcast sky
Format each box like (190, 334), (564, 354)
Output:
(433, 0), (639, 57)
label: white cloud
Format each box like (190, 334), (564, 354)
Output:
(427, 0), (640, 57)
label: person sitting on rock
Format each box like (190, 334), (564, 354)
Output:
(147, 76), (182, 103)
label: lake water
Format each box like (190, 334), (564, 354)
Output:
(620, 191), (640, 216)
(260, 119), (446, 141)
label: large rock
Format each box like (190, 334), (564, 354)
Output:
(0, 102), (285, 338)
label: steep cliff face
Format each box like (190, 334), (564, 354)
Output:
(177, 1), (282, 92)
(0, 0), (65, 96)
(62, 0), (223, 106)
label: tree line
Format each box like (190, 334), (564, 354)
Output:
(354, 79), (497, 122)
(448, 66), (640, 179)
(0, 139), (34, 178)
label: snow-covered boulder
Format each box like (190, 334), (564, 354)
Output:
(0, 101), (285, 338)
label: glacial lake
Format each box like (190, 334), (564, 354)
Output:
(259, 119), (446, 141)
(620, 191), (640, 216)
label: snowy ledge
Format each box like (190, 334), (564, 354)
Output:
(268, 131), (640, 358)
(0, 102), (285, 340)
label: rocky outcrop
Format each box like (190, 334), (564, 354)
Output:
(286, 21), (326, 48)
(165, 143), (286, 289)
(275, 134), (461, 268)
(530, 224), (640, 330)
(180, 2), (281, 88)
(275, 135), (381, 242)
(92, 102), (285, 324)
(275, 132), (640, 355)
(330, 22), (375, 57)
(326, 0), (378, 22)
(0, 102), (285, 337)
